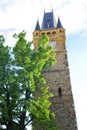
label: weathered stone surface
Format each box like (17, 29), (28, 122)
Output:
(33, 12), (78, 130)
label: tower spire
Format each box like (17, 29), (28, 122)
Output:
(35, 20), (40, 30)
(57, 17), (63, 28)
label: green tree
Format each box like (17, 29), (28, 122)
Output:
(0, 35), (20, 130)
(13, 31), (58, 130)
(0, 31), (58, 130)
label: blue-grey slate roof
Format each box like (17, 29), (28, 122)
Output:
(57, 17), (63, 28)
(35, 20), (40, 30)
(41, 12), (55, 29)
(35, 11), (63, 31)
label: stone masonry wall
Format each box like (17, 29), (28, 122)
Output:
(43, 70), (77, 130)
(33, 26), (78, 130)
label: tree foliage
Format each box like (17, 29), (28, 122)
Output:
(0, 35), (20, 130)
(0, 31), (59, 130)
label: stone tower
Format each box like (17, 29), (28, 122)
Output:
(33, 11), (77, 130)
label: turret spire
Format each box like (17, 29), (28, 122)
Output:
(57, 17), (63, 28)
(35, 20), (40, 30)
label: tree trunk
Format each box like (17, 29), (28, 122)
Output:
(7, 121), (13, 130)
(6, 86), (13, 130)
(19, 89), (29, 130)
(20, 112), (26, 130)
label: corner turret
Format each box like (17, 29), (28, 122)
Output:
(57, 17), (63, 28)
(35, 20), (40, 30)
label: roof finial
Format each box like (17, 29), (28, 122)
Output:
(50, 6), (53, 13)
(44, 8), (45, 14)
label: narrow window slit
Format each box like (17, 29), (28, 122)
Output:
(58, 87), (62, 96)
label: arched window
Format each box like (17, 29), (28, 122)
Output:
(36, 32), (38, 36)
(41, 32), (45, 35)
(47, 32), (51, 36)
(52, 31), (56, 35)
(59, 29), (62, 33)
(58, 87), (62, 96)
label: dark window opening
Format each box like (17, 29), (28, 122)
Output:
(41, 33), (45, 35)
(58, 87), (62, 96)
(59, 30), (62, 33)
(52, 31), (56, 35)
(36, 32), (38, 36)
(47, 32), (51, 36)
(65, 54), (67, 59)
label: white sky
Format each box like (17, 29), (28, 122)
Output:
(0, 0), (87, 46)
(0, 0), (87, 130)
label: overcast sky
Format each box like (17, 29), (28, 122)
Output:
(0, 0), (87, 130)
(0, 0), (87, 46)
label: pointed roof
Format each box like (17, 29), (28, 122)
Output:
(41, 11), (56, 30)
(57, 17), (63, 28)
(34, 12), (64, 31)
(35, 20), (40, 30)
